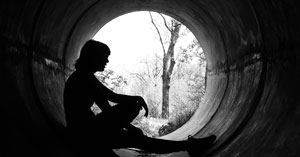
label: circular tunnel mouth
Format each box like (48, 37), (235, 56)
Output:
(4, 0), (300, 157)
(65, 1), (222, 141)
(91, 11), (208, 138)
(60, 0), (263, 155)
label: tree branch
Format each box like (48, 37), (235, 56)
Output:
(153, 54), (163, 78)
(149, 11), (166, 55)
(166, 21), (181, 76)
(130, 72), (147, 84)
(159, 13), (172, 33)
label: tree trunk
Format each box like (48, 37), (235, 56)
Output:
(161, 20), (181, 119)
(149, 13), (181, 119)
(162, 72), (170, 119)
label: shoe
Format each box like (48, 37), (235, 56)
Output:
(187, 135), (217, 157)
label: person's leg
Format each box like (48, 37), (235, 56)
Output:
(94, 103), (216, 155)
(95, 102), (141, 130)
(94, 103), (187, 153)
(111, 130), (217, 155)
(113, 131), (188, 154)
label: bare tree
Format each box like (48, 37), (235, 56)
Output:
(149, 12), (182, 119)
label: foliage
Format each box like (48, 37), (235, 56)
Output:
(127, 12), (206, 135)
(147, 12), (207, 120)
(95, 69), (127, 92)
(158, 108), (195, 136)
(149, 12), (183, 119)
(132, 116), (168, 137)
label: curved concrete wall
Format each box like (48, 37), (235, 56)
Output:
(1, 0), (300, 156)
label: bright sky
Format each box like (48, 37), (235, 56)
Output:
(93, 11), (198, 76)
(93, 11), (162, 75)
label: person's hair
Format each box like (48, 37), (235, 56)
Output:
(75, 40), (110, 69)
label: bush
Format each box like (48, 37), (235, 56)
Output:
(132, 116), (168, 137)
(158, 109), (195, 136)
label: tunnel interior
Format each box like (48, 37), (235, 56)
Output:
(1, 0), (300, 157)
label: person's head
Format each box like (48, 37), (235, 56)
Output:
(75, 40), (110, 72)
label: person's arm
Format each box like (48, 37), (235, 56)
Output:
(109, 92), (149, 117)
(98, 81), (148, 117)
(125, 124), (145, 136)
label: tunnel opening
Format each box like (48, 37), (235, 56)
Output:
(64, 1), (224, 141)
(61, 2), (225, 155)
(91, 11), (207, 138)
(3, 0), (300, 157)
(62, 1), (263, 156)
(33, 0), (263, 156)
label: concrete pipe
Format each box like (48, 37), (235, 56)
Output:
(1, 0), (300, 156)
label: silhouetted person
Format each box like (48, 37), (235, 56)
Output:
(63, 39), (216, 156)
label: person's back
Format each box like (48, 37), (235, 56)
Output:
(63, 69), (118, 156)
(64, 70), (95, 132)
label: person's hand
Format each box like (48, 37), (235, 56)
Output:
(137, 96), (148, 117)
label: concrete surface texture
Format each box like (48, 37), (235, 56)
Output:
(1, 0), (300, 157)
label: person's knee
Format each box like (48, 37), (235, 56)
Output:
(129, 103), (141, 118)
(114, 103), (140, 120)
(116, 102), (140, 113)
(131, 103), (141, 113)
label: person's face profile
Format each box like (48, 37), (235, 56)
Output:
(95, 53), (109, 72)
